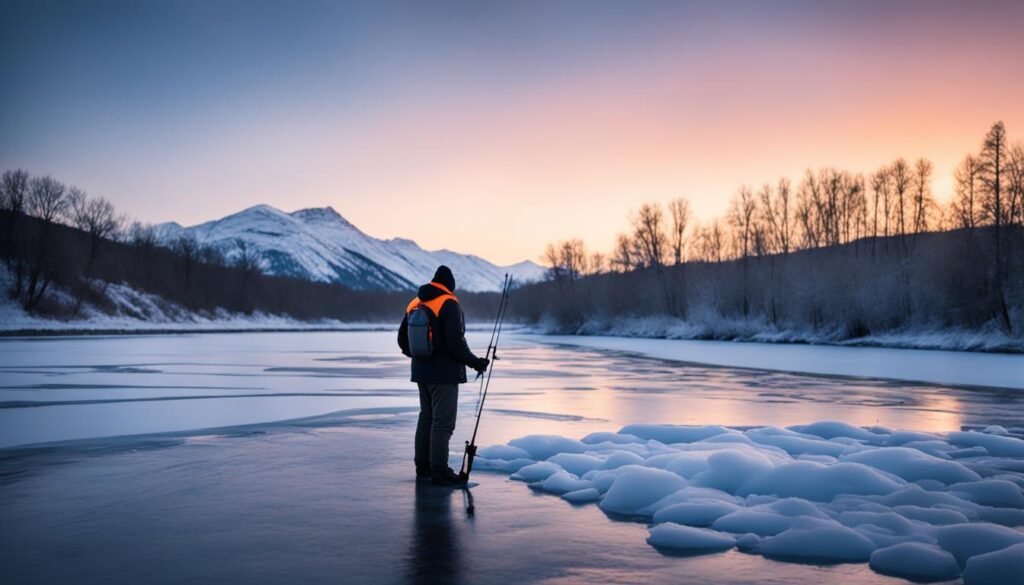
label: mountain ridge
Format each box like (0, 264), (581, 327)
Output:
(155, 204), (544, 292)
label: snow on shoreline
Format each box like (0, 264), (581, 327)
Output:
(539, 315), (1024, 354)
(474, 421), (1024, 584)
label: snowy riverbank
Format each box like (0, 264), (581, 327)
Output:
(537, 315), (1024, 354)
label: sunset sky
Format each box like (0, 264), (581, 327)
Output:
(2, 1), (1022, 265)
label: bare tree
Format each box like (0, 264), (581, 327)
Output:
(795, 171), (822, 250)
(980, 121), (1009, 227)
(17, 176), (71, 309)
(631, 202), (667, 269)
(978, 121), (1011, 330)
(173, 234), (201, 299)
(543, 242), (563, 281)
(74, 196), (121, 244)
(610, 233), (635, 272)
(872, 166), (892, 242)
(911, 158), (934, 234)
(26, 176), (69, 223)
(869, 170), (884, 253)
(67, 191), (123, 312)
(1, 169), (30, 263)
(759, 179), (792, 254)
(952, 154), (982, 229)
(890, 158), (912, 240)
(1, 169), (29, 215)
(543, 239), (588, 283)
(667, 197), (691, 265)
(588, 252), (607, 275)
(727, 186), (757, 258)
(1007, 142), (1024, 228)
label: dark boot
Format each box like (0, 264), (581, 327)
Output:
(431, 467), (467, 487)
(416, 466), (432, 482)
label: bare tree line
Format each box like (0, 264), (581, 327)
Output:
(536, 122), (1024, 336)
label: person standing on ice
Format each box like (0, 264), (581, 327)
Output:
(398, 265), (489, 486)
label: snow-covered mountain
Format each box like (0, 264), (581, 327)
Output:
(155, 205), (545, 292)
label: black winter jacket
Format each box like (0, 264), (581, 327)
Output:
(398, 283), (482, 384)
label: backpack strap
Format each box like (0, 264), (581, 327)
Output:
(406, 282), (459, 317)
(407, 293), (457, 318)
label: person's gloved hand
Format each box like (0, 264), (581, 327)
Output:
(473, 357), (490, 374)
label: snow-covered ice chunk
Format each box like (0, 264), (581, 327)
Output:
(647, 524), (736, 553)
(598, 451), (645, 470)
(546, 453), (604, 477)
(755, 497), (832, 519)
(736, 532), (761, 552)
(761, 519), (876, 563)
(748, 432), (847, 457)
(619, 424), (731, 444)
(838, 510), (920, 537)
(537, 471), (591, 495)
(691, 448), (774, 493)
(477, 444), (531, 460)
(712, 510), (797, 536)
(479, 457), (535, 473)
(481, 420), (1024, 581)
(789, 421), (879, 442)
(653, 500), (740, 527)
(948, 431), (1024, 458)
(935, 523), (1024, 567)
(581, 431), (642, 445)
(508, 435), (586, 460)
(962, 542), (1024, 585)
(738, 461), (904, 501)
(869, 542), (961, 582)
(950, 479), (1024, 508)
(511, 461), (563, 483)
(842, 447), (981, 484)
(599, 467), (687, 516)
(891, 505), (969, 526)
(561, 487), (601, 504)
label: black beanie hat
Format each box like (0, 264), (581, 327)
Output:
(432, 265), (456, 291)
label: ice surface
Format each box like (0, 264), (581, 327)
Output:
(4, 331), (1023, 585)
(478, 421), (1024, 581)
(539, 334), (1024, 389)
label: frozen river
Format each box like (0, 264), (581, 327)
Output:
(1, 331), (1022, 584)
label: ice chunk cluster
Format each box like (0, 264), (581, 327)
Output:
(475, 422), (1024, 583)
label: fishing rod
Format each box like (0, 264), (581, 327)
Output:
(460, 274), (512, 493)
(473, 273), (510, 387)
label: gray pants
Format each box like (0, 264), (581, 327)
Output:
(415, 383), (459, 472)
